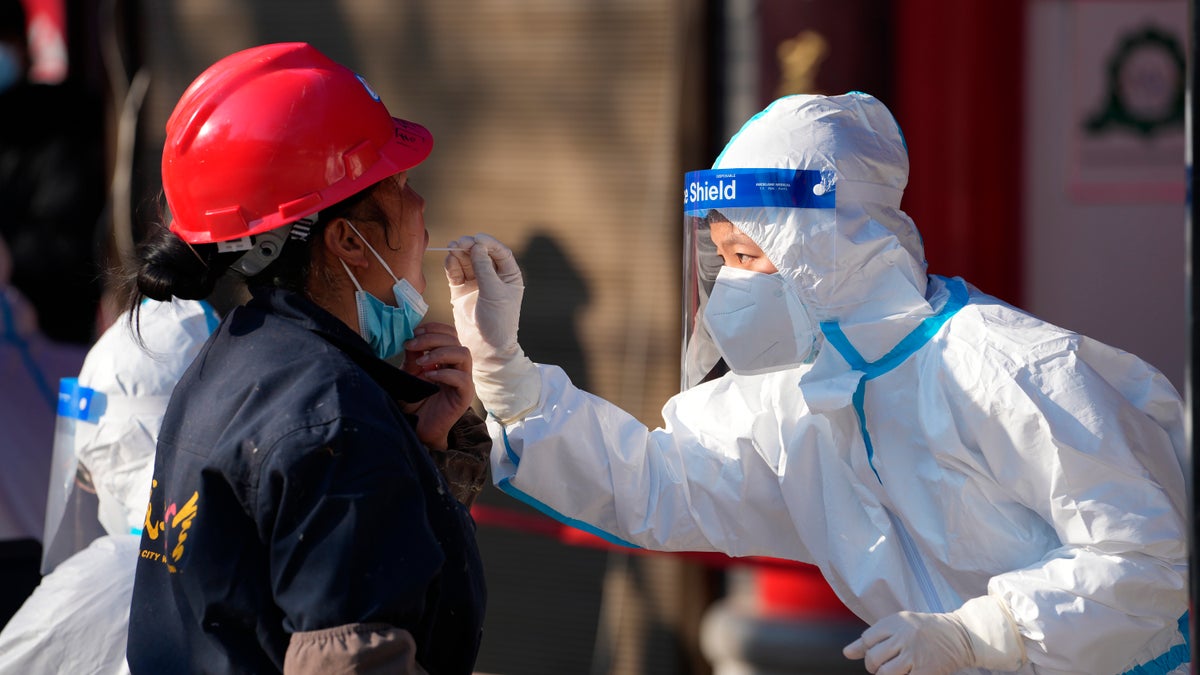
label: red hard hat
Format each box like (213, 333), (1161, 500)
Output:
(162, 42), (432, 244)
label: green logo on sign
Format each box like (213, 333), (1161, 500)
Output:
(1085, 25), (1184, 137)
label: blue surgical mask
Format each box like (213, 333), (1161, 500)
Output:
(340, 223), (429, 361)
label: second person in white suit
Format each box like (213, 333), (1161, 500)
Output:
(443, 92), (1189, 675)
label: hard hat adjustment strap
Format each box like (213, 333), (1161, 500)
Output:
(216, 236), (254, 253)
(228, 225), (290, 276)
(225, 213), (319, 277)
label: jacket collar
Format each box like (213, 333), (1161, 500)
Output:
(247, 286), (437, 403)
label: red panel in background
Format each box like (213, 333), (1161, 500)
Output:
(755, 564), (860, 620)
(20, 0), (66, 83)
(892, 0), (1028, 306)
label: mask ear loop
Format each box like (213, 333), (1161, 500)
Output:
(339, 259), (366, 293)
(344, 220), (401, 284)
(341, 220), (429, 316)
(337, 258), (372, 340)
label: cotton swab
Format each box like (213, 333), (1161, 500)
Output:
(425, 247), (460, 251)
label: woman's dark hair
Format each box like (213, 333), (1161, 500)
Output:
(127, 178), (391, 328)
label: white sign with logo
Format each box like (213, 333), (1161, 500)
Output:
(1070, 0), (1185, 202)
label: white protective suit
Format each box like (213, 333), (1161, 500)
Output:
(458, 94), (1190, 675)
(0, 298), (215, 674)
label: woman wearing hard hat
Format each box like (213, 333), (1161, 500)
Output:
(124, 43), (487, 675)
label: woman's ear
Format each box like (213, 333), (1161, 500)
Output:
(323, 218), (369, 269)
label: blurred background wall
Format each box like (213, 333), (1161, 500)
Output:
(13, 0), (1185, 672)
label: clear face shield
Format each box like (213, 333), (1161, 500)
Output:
(681, 209), (727, 390)
(681, 168), (834, 391)
(43, 374), (170, 573)
(42, 377), (107, 574)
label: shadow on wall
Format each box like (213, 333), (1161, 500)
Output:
(473, 230), (710, 675)
(482, 229), (710, 672)
(515, 230), (591, 391)
(471, 228), (608, 675)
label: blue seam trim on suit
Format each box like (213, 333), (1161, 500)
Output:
(818, 275), (968, 482)
(199, 299), (220, 334)
(849, 376), (878, 483)
(498, 425), (643, 550)
(1120, 613), (1190, 675)
(0, 293), (55, 408)
(500, 419), (521, 466)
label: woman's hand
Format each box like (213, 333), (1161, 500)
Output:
(401, 321), (475, 450)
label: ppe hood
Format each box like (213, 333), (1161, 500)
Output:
(682, 92), (933, 389)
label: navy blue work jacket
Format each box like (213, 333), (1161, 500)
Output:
(127, 287), (486, 674)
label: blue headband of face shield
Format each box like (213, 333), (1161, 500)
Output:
(683, 168), (836, 216)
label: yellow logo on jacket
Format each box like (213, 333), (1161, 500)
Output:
(141, 479), (199, 573)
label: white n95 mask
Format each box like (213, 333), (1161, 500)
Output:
(702, 265), (816, 375)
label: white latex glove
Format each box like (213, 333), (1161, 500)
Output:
(843, 595), (1025, 675)
(444, 233), (541, 423)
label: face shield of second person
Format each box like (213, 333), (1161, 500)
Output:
(41, 299), (217, 574)
(681, 168), (835, 390)
(42, 378), (107, 574)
